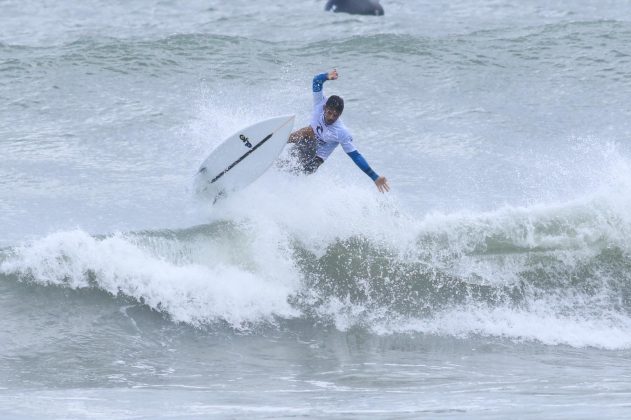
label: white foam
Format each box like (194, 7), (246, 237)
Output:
(1, 229), (299, 328)
(4, 137), (631, 348)
(383, 305), (631, 350)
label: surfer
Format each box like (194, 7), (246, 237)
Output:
(288, 69), (390, 193)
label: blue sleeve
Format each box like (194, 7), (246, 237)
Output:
(312, 72), (329, 92)
(347, 151), (379, 181)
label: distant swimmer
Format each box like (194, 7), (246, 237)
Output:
(288, 69), (390, 193)
(325, 0), (384, 16)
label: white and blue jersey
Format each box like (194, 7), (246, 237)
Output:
(309, 72), (379, 181)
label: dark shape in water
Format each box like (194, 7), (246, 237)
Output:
(325, 0), (384, 16)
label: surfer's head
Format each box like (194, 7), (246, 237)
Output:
(324, 95), (344, 124)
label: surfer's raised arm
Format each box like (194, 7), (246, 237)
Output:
(312, 69), (338, 105)
(287, 68), (390, 193)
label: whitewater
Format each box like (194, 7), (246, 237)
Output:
(2, 0), (631, 418)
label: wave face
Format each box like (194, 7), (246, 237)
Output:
(3, 2), (631, 353)
(3, 155), (631, 350)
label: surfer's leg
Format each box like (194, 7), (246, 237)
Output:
(295, 136), (323, 174)
(288, 132), (322, 174)
(287, 126), (323, 174)
(302, 155), (324, 174)
(288, 126), (322, 174)
(288, 126), (315, 143)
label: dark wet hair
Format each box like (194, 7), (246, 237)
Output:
(325, 95), (344, 114)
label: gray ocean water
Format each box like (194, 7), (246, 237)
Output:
(2, 0), (631, 418)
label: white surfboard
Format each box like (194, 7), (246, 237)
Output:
(194, 115), (295, 201)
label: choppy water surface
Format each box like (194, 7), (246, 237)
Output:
(2, 0), (631, 418)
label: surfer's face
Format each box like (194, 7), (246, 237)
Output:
(323, 106), (341, 125)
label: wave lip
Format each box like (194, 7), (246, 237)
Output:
(1, 229), (299, 328)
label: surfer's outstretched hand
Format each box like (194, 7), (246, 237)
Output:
(328, 69), (339, 80)
(375, 176), (390, 193)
